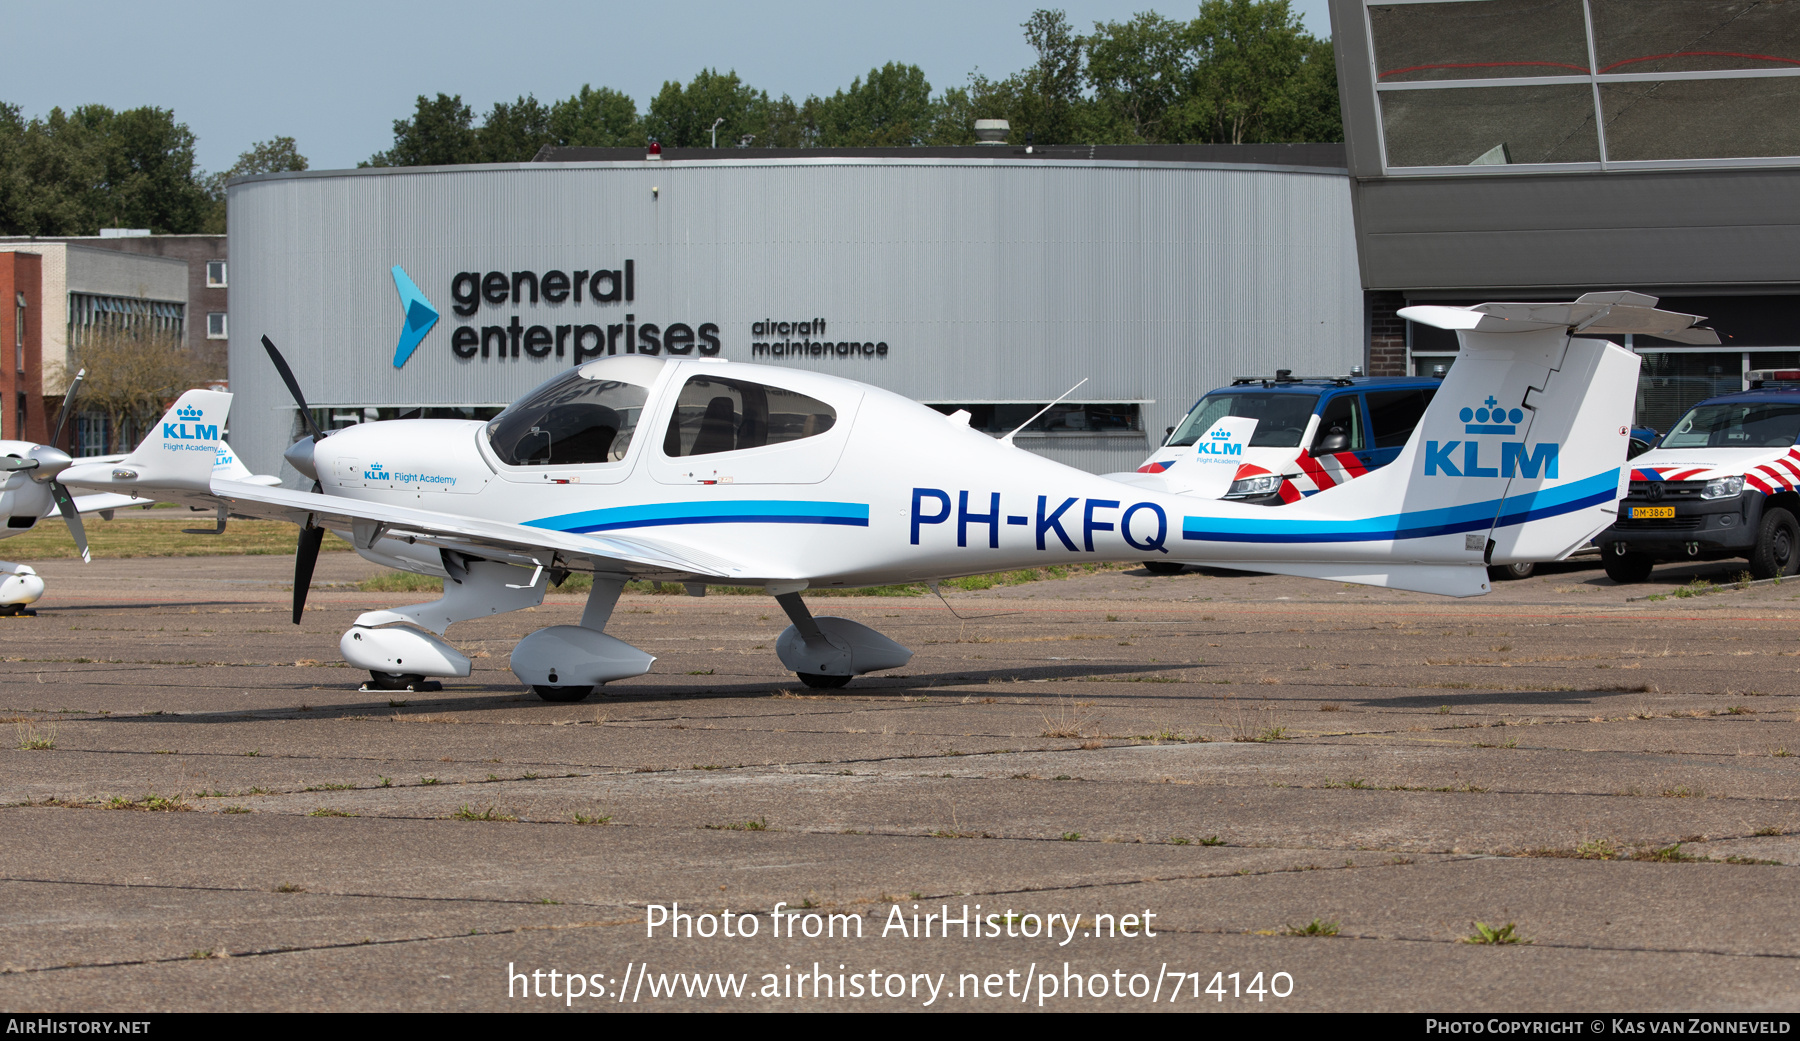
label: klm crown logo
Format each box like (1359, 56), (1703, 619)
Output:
(390, 266), (439, 369)
(176, 404), (204, 422)
(1461, 396), (1524, 435)
(1210, 428), (1232, 440)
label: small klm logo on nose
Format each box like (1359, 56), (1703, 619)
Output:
(1461, 396), (1523, 435)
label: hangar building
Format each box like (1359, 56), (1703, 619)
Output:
(1332, 0), (1800, 433)
(224, 145), (1362, 484)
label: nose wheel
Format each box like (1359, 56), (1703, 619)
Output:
(797, 672), (852, 689)
(360, 671), (442, 693)
(531, 684), (595, 703)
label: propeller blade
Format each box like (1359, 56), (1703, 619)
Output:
(0, 457), (39, 473)
(292, 522), (324, 624)
(262, 336), (326, 442)
(49, 481), (88, 564)
(49, 369), (85, 449)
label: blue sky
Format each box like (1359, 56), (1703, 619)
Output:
(5, 1), (1334, 174)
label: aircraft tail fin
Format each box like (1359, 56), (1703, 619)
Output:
(61, 390), (233, 495)
(1173, 295), (1707, 594)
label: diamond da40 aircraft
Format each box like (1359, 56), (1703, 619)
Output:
(59, 294), (1715, 701)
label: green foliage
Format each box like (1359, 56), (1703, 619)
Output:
(365, 93), (479, 167)
(1285, 918), (1339, 936)
(0, 103), (219, 235)
(549, 86), (643, 148)
(1462, 921), (1527, 945)
(813, 63), (937, 146)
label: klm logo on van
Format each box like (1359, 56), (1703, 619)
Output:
(1424, 396), (1558, 479)
(1196, 429), (1243, 457)
(164, 405), (219, 442)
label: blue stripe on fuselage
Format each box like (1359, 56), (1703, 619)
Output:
(526, 499), (871, 535)
(1180, 470), (1619, 544)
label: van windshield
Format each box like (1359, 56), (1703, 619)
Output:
(1167, 392), (1318, 448)
(1661, 402), (1800, 449)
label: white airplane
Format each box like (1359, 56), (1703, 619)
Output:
(59, 296), (1713, 701)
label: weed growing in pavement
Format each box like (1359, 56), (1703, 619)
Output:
(452, 805), (518, 822)
(419, 777), (439, 785)
(1755, 826), (1785, 836)
(108, 793), (189, 812)
(705, 818), (769, 831)
(1437, 705), (1451, 715)
(1319, 703), (1341, 712)
(1199, 835), (1226, 846)
(220, 806), (250, 814)
(1170, 837), (1193, 845)
(1662, 785), (1704, 798)
(1462, 921), (1527, 945)
(275, 882), (305, 893)
(1061, 832), (1081, 841)
(1575, 838), (1620, 860)
(1322, 778), (1371, 789)
(1285, 919), (1339, 937)
(1041, 697), (1100, 740)
(572, 812), (612, 825)
(308, 808), (356, 817)
(1634, 843), (1697, 863)
(14, 721), (55, 749)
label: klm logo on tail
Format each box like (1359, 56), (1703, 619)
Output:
(164, 404), (219, 442)
(1425, 396), (1558, 478)
(1196, 428), (1243, 457)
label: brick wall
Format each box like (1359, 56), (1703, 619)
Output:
(1364, 289), (1408, 376)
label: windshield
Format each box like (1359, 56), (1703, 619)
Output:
(1167, 392), (1319, 448)
(1660, 401), (1800, 450)
(485, 369), (650, 466)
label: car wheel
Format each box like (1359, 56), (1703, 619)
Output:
(798, 672), (852, 689)
(1142, 561), (1185, 576)
(1603, 550), (1655, 584)
(1748, 507), (1800, 579)
(532, 684), (594, 702)
(1488, 562), (1535, 581)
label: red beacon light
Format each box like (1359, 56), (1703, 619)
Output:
(1748, 368), (1800, 388)
(646, 140), (663, 161)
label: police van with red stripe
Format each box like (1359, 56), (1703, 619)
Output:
(1128, 371), (1443, 574)
(1599, 373), (1800, 583)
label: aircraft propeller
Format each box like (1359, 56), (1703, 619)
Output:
(22, 371), (90, 562)
(261, 336), (328, 624)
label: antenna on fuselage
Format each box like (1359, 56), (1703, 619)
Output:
(1000, 378), (1088, 447)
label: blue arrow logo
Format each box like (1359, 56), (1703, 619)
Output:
(390, 265), (438, 368)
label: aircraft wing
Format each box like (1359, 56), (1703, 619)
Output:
(202, 479), (746, 580)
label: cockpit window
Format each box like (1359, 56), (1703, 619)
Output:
(662, 375), (836, 457)
(485, 369), (649, 466)
(1167, 392), (1319, 448)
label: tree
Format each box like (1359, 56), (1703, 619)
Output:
(1085, 13), (1190, 143)
(548, 86), (642, 147)
(0, 104), (213, 235)
(364, 94), (478, 167)
(477, 95), (553, 162)
(202, 137), (308, 232)
(51, 323), (214, 453)
(1183, 0), (1326, 144)
(643, 69), (787, 148)
(813, 63), (936, 146)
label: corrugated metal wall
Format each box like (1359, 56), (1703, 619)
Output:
(228, 158), (1360, 482)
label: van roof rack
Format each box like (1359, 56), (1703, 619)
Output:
(1229, 369), (1357, 388)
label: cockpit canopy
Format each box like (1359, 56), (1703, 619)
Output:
(485, 363), (652, 466)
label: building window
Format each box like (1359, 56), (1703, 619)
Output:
(76, 411), (109, 457)
(66, 293), (183, 349)
(207, 312), (228, 339)
(1364, 0), (1800, 173)
(206, 261), (227, 288)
